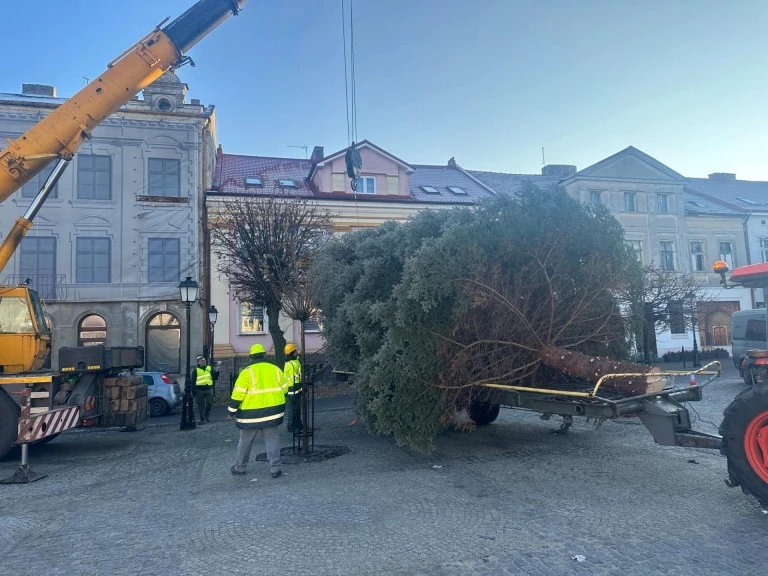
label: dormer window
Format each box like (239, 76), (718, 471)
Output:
(421, 186), (439, 194)
(447, 186), (466, 195)
(278, 179), (297, 188)
(244, 177), (262, 187)
(354, 176), (376, 194)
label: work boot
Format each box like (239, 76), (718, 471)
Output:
(231, 466), (246, 476)
(271, 470), (282, 479)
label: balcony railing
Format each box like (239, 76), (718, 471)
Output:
(2, 274), (68, 302)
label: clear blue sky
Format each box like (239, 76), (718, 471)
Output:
(5, 0), (768, 178)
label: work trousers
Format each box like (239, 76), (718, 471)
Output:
(234, 426), (281, 473)
(285, 391), (303, 432)
(195, 387), (214, 421)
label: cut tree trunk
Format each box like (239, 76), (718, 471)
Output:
(539, 346), (664, 396)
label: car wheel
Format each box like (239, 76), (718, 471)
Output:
(149, 398), (169, 417)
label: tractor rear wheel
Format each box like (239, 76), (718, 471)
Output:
(719, 386), (768, 508)
(0, 392), (20, 460)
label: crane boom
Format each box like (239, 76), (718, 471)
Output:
(0, 0), (246, 204)
(0, 0), (246, 274)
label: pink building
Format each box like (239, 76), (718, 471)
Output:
(205, 140), (497, 367)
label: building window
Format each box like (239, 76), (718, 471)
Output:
(148, 158), (181, 197)
(668, 300), (685, 334)
(420, 186), (439, 194)
(657, 194), (669, 213)
(625, 240), (643, 263)
(690, 241), (705, 272)
(589, 191), (601, 206)
(244, 177), (262, 187)
(20, 237), (57, 300)
(447, 186), (466, 195)
(77, 154), (112, 200)
(304, 313), (324, 333)
(278, 179), (297, 188)
(719, 241), (734, 269)
(21, 164), (58, 199)
(78, 314), (107, 346)
(660, 241), (675, 271)
(76, 237), (111, 283)
(761, 238), (768, 263)
(624, 192), (637, 212)
(239, 302), (267, 334)
(354, 176), (376, 194)
(147, 238), (180, 283)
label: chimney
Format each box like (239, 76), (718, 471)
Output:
(216, 144), (223, 158)
(190, 98), (201, 105)
(447, 157), (457, 168)
(310, 146), (325, 164)
(708, 172), (736, 180)
(22, 83), (56, 98)
(542, 164), (577, 178)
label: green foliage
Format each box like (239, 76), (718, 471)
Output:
(313, 183), (635, 451)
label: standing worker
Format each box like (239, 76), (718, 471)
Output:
(192, 355), (216, 424)
(229, 344), (288, 478)
(283, 343), (303, 433)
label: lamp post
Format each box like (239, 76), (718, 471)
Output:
(179, 276), (199, 431)
(691, 308), (701, 368)
(208, 305), (218, 391)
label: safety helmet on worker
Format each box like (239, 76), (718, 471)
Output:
(284, 343), (297, 356)
(249, 343), (266, 356)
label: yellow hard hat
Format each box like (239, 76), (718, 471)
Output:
(284, 343), (297, 355)
(249, 343), (266, 356)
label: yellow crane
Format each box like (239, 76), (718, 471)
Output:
(0, 0), (248, 465)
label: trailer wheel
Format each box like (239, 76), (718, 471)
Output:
(0, 392), (20, 460)
(719, 386), (768, 508)
(469, 402), (500, 426)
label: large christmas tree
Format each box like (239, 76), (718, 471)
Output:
(313, 184), (653, 452)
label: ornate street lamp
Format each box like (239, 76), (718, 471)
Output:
(179, 276), (198, 431)
(208, 305), (218, 391)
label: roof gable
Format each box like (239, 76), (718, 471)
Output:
(573, 146), (686, 182)
(309, 140), (414, 181)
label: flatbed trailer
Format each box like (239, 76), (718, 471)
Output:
(462, 361), (768, 508)
(480, 363), (722, 448)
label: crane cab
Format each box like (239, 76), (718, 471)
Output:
(0, 285), (51, 373)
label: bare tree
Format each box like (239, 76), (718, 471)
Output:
(275, 266), (325, 452)
(211, 196), (332, 366)
(622, 263), (714, 362)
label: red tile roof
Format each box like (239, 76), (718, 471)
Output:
(211, 154), (315, 197)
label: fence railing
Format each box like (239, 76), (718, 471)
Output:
(2, 274), (68, 301)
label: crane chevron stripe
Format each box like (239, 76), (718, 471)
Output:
(16, 406), (81, 444)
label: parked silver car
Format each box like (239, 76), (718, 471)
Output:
(136, 372), (182, 417)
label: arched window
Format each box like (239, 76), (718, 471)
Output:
(78, 314), (107, 346)
(146, 312), (181, 373)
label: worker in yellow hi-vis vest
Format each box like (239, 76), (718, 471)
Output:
(283, 343), (303, 433)
(229, 344), (288, 478)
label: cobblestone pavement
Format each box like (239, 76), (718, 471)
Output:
(1, 368), (766, 575)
